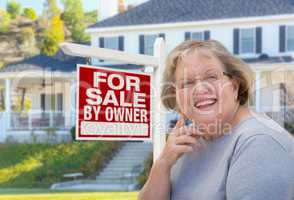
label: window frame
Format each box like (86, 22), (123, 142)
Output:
(191, 31), (204, 40)
(104, 36), (119, 50)
(41, 93), (63, 112)
(144, 34), (157, 55)
(239, 27), (256, 55)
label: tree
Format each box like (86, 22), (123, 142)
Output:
(6, 0), (21, 19)
(23, 7), (37, 20)
(62, 0), (89, 43)
(40, 0), (64, 56)
(40, 32), (59, 56)
(50, 15), (65, 43)
(43, 0), (60, 21)
(40, 15), (64, 56)
(0, 9), (11, 33)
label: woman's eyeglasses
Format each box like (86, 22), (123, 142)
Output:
(176, 71), (231, 89)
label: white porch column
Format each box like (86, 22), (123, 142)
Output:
(255, 71), (261, 112)
(70, 79), (76, 127)
(64, 81), (71, 128)
(5, 79), (11, 130)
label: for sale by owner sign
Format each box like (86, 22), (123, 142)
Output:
(76, 65), (151, 140)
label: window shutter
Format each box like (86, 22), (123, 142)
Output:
(185, 32), (191, 40)
(279, 25), (286, 52)
(99, 37), (105, 62)
(99, 37), (104, 48)
(158, 33), (165, 40)
(256, 27), (262, 54)
(139, 35), (145, 54)
(204, 30), (210, 40)
(118, 36), (124, 51)
(41, 94), (45, 111)
(233, 28), (240, 55)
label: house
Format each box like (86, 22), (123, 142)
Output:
(86, 0), (294, 125)
(1, 0), (294, 143)
(0, 52), (87, 142)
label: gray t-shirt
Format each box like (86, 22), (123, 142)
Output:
(170, 115), (294, 200)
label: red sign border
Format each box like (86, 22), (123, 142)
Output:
(76, 64), (152, 141)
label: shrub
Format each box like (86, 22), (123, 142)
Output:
(285, 122), (294, 135)
(70, 126), (76, 141)
(0, 9), (11, 33)
(137, 152), (153, 189)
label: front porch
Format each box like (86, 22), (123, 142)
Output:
(0, 70), (76, 143)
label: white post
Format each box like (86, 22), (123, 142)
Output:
(49, 111), (53, 127)
(255, 71), (261, 112)
(64, 81), (71, 128)
(70, 79), (76, 127)
(152, 38), (167, 162)
(5, 79), (11, 130)
(28, 111), (32, 130)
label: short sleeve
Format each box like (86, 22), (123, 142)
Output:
(226, 134), (294, 200)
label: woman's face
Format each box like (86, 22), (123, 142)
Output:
(175, 50), (239, 129)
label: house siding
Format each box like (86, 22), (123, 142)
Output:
(90, 18), (294, 66)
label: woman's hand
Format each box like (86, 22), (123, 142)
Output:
(158, 115), (201, 168)
(138, 115), (202, 200)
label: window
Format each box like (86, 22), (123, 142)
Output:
(144, 34), (157, 55)
(104, 37), (119, 50)
(185, 31), (210, 41)
(286, 25), (294, 51)
(139, 34), (164, 55)
(240, 28), (255, 54)
(41, 93), (63, 111)
(191, 32), (204, 40)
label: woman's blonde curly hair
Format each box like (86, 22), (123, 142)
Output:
(161, 40), (254, 111)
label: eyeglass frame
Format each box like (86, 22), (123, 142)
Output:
(175, 70), (232, 90)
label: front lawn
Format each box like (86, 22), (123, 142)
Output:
(0, 141), (120, 188)
(0, 189), (138, 200)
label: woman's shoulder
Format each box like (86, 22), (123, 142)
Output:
(227, 115), (294, 200)
(231, 113), (294, 161)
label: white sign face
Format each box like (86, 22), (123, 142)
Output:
(76, 65), (152, 141)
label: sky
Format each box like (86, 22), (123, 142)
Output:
(0, 0), (139, 14)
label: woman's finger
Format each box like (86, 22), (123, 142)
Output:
(173, 145), (194, 154)
(175, 135), (197, 145)
(175, 114), (185, 129)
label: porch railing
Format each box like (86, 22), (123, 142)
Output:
(10, 111), (69, 130)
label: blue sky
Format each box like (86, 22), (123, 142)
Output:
(0, 0), (138, 14)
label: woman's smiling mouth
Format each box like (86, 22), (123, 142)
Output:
(194, 97), (217, 110)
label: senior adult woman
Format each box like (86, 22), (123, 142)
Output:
(138, 40), (294, 200)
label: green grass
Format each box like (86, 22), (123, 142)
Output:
(0, 189), (138, 200)
(0, 142), (120, 188)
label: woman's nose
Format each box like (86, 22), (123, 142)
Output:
(191, 81), (211, 95)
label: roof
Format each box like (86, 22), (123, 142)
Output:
(0, 53), (87, 73)
(89, 0), (294, 29)
(0, 52), (144, 73)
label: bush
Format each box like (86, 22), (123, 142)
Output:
(70, 126), (76, 141)
(0, 9), (11, 33)
(285, 122), (294, 135)
(137, 153), (153, 189)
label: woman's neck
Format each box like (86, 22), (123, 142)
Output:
(201, 105), (252, 141)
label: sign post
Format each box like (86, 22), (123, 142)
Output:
(60, 38), (166, 160)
